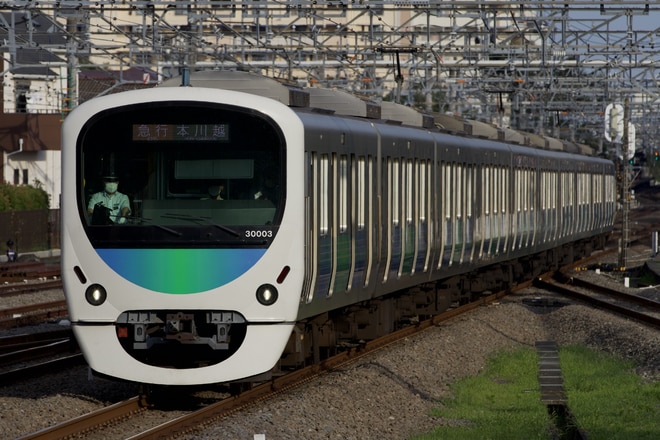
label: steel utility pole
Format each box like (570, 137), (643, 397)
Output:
(619, 96), (631, 270)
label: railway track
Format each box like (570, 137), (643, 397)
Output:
(16, 284), (519, 440)
(0, 261), (60, 283)
(0, 329), (82, 384)
(0, 260), (63, 298)
(0, 300), (69, 330)
(533, 274), (660, 329)
(0, 279), (63, 297)
(11, 247), (660, 439)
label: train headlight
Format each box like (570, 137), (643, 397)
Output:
(256, 284), (278, 306)
(85, 284), (107, 306)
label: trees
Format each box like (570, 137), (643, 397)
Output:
(0, 183), (49, 211)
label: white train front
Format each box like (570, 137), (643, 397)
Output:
(62, 71), (616, 386)
(62, 81), (305, 385)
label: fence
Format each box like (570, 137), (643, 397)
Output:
(0, 209), (61, 256)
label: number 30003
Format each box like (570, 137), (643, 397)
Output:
(245, 230), (273, 238)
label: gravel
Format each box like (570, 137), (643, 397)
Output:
(1, 249), (658, 439)
(179, 293), (660, 440)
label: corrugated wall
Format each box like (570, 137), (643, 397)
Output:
(0, 209), (60, 254)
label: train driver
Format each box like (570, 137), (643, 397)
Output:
(204, 184), (225, 200)
(87, 173), (131, 224)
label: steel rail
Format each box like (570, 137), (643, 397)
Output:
(533, 277), (660, 329)
(125, 285), (522, 440)
(0, 279), (63, 296)
(16, 397), (146, 440)
(10, 254), (610, 439)
(0, 354), (85, 385)
(0, 301), (69, 330)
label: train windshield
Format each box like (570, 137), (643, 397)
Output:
(78, 100), (285, 248)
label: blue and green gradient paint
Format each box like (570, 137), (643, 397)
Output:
(97, 248), (266, 294)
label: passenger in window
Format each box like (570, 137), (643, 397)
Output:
(87, 173), (131, 224)
(253, 174), (278, 202)
(204, 184), (225, 200)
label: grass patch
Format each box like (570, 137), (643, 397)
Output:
(412, 346), (660, 440)
(412, 347), (550, 440)
(561, 346), (660, 440)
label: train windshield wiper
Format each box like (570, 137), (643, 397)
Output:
(161, 213), (242, 238)
(128, 216), (183, 237)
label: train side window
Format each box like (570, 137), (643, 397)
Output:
(552, 172), (557, 235)
(587, 172), (592, 229)
(595, 173), (601, 229)
(583, 173), (587, 231)
(501, 165), (509, 250)
(365, 155), (374, 286)
(563, 172), (568, 237)
(419, 160), (427, 222)
(456, 164), (462, 220)
(405, 159), (412, 225)
(484, 166), (490, 216)
(391, 158), (400, 227)
(444, 162), (451, 220)
(531, 169), (536, 244)
(339, 155), (348, 233)
(466, 165), (473, 218)
(540, 171), (546, 243)
(493, 166), (499, 216)
(528, 170), (536, 212)
(319, 154), (329, 235)
(466, 164), (473, 217)
(357, 156), (365, 231)
(548, 170), (553, 242)
(551, 171), (556, 240)
(482, 166), (490, 256)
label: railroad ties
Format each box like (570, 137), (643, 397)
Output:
(536, 341), (566, 406)
(535, 341), (586, 440)
(0, 260), (60, 282)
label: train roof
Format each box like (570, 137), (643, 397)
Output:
(159, 69), (310, 108)
(160, 70), (596, 157)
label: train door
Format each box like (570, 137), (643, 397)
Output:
(440, 161), (453, 267)
(332, 154), (352, 293)
(478, 165), (490, 259)
(384, 157), (402, 281)
(593, 172), (600, 231)
(498, 165), (510, 255)
(541, 168), (558, 246)
(455, 163), (474, 264)
(305, 151), (374, 303)
(451, 163), (462, 265)
(569, 171), (577, 237)
(514, 166), (534, 251)
(576, 172), (583, 235)
(606, 172), (616, 229)
(560, 171), (570, 239)
(415, 159), (432, 272)
(349, 155), (372, 290)
(583, 171), (590, 234)
(400, 158), (415, 275)
(513, 168), (524, 250)
(310, 152), (332, 299)
(595, 169), (609, 231)
(551, 170), (559, 243)
(305, 152), (354, 298)
(529, 168), (537, 247)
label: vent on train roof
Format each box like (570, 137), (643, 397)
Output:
(380, 101), (434, 128)
(305, 87), (381, 119)
(159, 70), (310, 107)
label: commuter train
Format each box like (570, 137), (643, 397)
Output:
(61, 70), (617, 386)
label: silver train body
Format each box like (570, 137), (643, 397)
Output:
(62, 71), (616, 385)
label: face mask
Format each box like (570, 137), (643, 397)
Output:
(105, 182), (118, 194)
